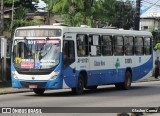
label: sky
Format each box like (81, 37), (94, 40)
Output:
(127, 0), (160, 18)
(32, 0), (48, 12)
(36, 0), (47, 8)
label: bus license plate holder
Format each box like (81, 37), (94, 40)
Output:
(29, 85), (38, 88)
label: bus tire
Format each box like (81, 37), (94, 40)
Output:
(115, 71), (132, 90)
(115, 83), (123, 90)
(85, 86), (98, 90)
(72, 74), (84, 95)
(33, 88), (45, 95)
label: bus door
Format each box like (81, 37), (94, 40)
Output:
(62, 33), (76, 87)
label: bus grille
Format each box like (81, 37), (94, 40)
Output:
(20, 82), (47, 88)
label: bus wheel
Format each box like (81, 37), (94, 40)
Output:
(115, 71), (132, 90)
(123, 71), (132, 90)
(115, 83), (122, 90)
(85, 86), (98, 90)
(33, 88), (45, 95)
(72, 74), (84, 95)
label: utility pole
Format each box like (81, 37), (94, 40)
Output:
(0, 0), (4, 36)
(47, 0), (51, 25)
(134, 0), (141, 30)
(10, 0), (14, 33)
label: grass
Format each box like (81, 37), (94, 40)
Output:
(0, 81), (12, 88)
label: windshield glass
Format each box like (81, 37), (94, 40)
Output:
(13, 39), (61, 69)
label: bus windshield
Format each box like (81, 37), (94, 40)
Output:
(13, 39), (61, 69)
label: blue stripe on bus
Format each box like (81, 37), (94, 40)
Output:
(63, 56), (153, 88)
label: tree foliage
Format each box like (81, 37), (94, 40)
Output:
(4, 0), (19, 4)
(48, 0), (135, 29)
(11, 6), (40, 32)
(111, 1), (135, 29)
(4, 0), (37, 11)
(152, 30), (160, 45)
(4, 0), (40, 35)
(46, 0), (103, 27)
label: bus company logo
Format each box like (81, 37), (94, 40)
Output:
(2, 108), (12, 113)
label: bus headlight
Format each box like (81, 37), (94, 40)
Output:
(50, 71), (60, 80)
(12, 71), (18, 79)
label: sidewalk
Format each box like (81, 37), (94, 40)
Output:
(137, 76), (160, 82)
(0, 76), (160, 95)
(0, 88), (31, 95)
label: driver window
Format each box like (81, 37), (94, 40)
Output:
(63, 40), (75, 59)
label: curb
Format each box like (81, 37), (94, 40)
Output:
(138, 79), (160, 82)
(0, 88), (32, 95)
(136, 77), (160, 83)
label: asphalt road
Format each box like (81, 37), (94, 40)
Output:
(0, 81), (160, 116)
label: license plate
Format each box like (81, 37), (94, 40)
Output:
(29, 85), (38, 88)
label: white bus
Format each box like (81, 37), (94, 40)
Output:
(11, 24), (153, 95)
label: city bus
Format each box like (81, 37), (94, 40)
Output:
(11, 24), (153, 95)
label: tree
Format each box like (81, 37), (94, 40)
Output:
(4, 0), (40, 36)
(48, 0), (135, 29)
(48, 0), (103, 27)
(97, 0), (116, 27)
(152, 30), (160, 46)
(101, 0), (135, 29)
(4, 0), (37, 11)
(11, 6), (40, 32)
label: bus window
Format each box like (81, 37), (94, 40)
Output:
(63, 40), (75, 69)
(77, 35), (88, 57)
(102, 35), (112, 56)
(134, 37), (144, 55)
(114, 36), (124, 56)
(89, 35), (101, 56)
(144, 37), (151, 55)
(13, 41), (29, 60)
(124, 36), (134, 55)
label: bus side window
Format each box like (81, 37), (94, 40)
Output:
(144, 37), (151, 55)
(114, 36), (124, 56)
(134, 37), (144, 55)
(89, 35), (101, 56)
(124, 36), (134, 55)
(77, 34), (88, 57)
(102, 35), (112, 56)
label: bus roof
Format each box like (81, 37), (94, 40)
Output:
(16, 25), (152, 37)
